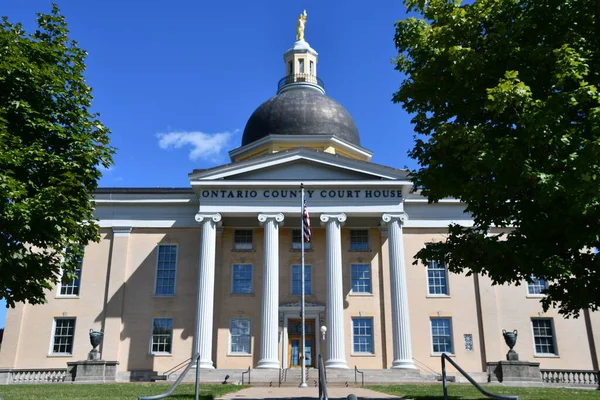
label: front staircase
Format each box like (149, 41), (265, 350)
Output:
(165, 367), (436, 386)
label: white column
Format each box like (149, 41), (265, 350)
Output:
(257, 213), (285, 369)
(194, 213), (222, 369)
(381, 213), (416, 369)
(320, 213), (348, 369)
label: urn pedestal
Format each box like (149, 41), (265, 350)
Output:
(487, 361), (542, 383)
(66, 329), (118, 383)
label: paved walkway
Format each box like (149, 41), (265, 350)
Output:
(217, 386), (405, 400)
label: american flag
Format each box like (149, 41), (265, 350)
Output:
(303, 199), (311, 242)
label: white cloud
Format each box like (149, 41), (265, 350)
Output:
(156, 130), (234, 162)
(98, 164), (115, 173)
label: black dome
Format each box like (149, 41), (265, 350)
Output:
(241, 89), (360, 147)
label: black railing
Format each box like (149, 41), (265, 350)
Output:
(139, 353), (201, 400)
(318, 354), (328, 400)
(241, 366), (251, 385)
(277, 74), (325, 91)
(354, 365), (364, 386)
(441, 353), (518, 400)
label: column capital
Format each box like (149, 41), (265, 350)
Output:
(112, 226), (132, 237)
(320, 213), (347, 226)
(381, 213), (409, 225)
(195, 213), (222, 225)
(258, 213), (285, 227)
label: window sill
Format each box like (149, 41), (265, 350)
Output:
(232, 249), (255, 252)
(230, 293), (256, 297)
(47, 354), (73, 358)
(55, 295), (80, 299)
(526, 294), (547, 299)
(426, 295), (451, 299)
(348, 249), (372, 253)
(349, 293), (373, 297)
(227, 353), (252, 357)
(150, 353), (173, 357)
(290, 249), (313, 252)
(534, 354), (559, 358)
(431, 353), (455, 357)
(350, 353), (376, 357)
(153, 295), (176, 298)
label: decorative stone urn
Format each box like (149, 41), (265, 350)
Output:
(88, 329), (104, 360)
(502, 329), (518, 361)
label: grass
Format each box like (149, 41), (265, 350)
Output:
(0, 383), (244, 400)
(368, 383), (600, 399)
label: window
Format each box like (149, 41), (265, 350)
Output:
(427, 260), (449, 295)
(352, 318), (374, 353)
(289, 60), (293, 75)
(532, 319), (557, 355)
(351, 264), (372, 293)
(292, 229), (311, 250)
(234, 230), (253, 250)
(59, 248), (83, 296)
(299, 58), (305, 73)
(431, 318), (453, 354)
(51, 318), (76, 355)
(291, 265), (311, 295)
(155, 244), (177, 296)
(151, 318), (173, 354)
(309, 60), (314, 74)
(350, 230), (369, 251)
(230, 318), (251, 354)
(528, 276), (548, 295)
(232, 264), (253, 294)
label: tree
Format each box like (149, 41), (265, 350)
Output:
(394, 0), (600, 317)
(0, 5), (113, 307)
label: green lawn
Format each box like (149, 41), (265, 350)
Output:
(0, 383), (244, 400)
(368, 384), (600, 400)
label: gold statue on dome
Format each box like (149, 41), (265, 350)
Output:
(296, 10), (307, 41)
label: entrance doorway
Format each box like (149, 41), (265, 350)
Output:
(287, 319), (315, 368)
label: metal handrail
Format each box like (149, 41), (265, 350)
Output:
(139, 353), (201, 400)
(241, 366), (251, 385)
(413, 357), (441, 378)
(163, 357), (192, 380)
(354, 365), (364, 386)
(318, 354), (328, 400)
(441, 353), (518, 400)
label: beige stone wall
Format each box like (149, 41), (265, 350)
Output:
(0, 230), (111, 369)
(1, 224), (598, 374)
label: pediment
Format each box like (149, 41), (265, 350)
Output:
(189, 148), (409, 182)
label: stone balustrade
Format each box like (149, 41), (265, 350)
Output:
(540, 369), (599, 386)
(0, 368), (67, 384)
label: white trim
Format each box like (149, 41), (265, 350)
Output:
(153, 244), (178, 297)
(192, 180), (410, 187)
(403, 220), (475, 228)
(351, 317), (375, 355)
(349, 263), (373, 294)
(49, 317), (76, 356)
(429, 317), (455, 356)
(149, 317), (174, 355)
(291, 264), (312, 296)
(531, 317), (559, 357)
(228, 317), (252, 355)
(425, 259), (450, 297)
(95, 199), (193, 204)
(231, 263), (254, 295)
(228, 135), (373, 161)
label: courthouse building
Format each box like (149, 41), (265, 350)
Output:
(1, 31), (599, 382)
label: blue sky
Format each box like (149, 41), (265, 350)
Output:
(0, 1), (417, 328)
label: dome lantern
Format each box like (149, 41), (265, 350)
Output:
(278, 10), (324, 95)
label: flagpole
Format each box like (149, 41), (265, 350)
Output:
(300, 183), (307, 388)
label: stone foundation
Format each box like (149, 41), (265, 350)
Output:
(67, 360), (119, 383)
(487, 361), (542, 383)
